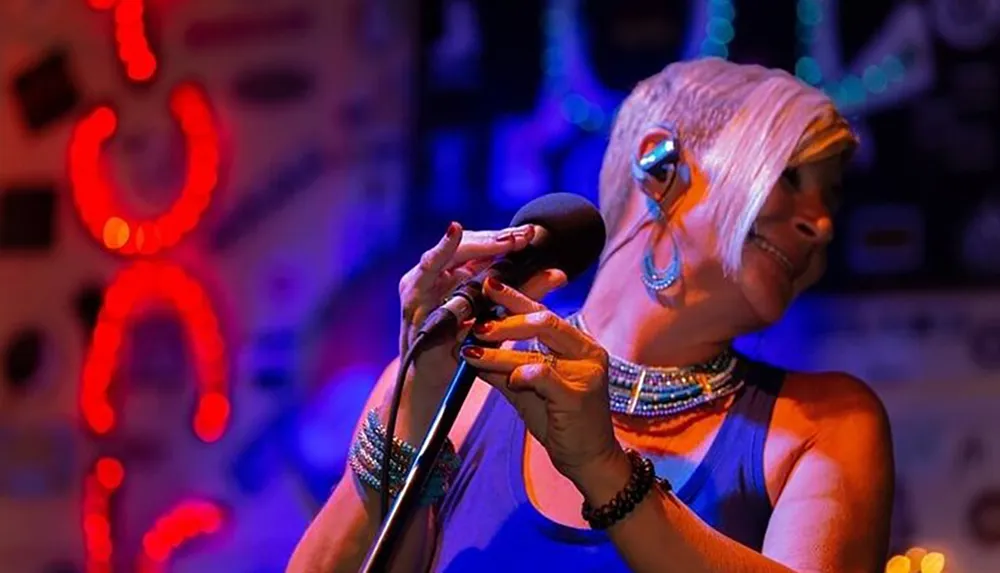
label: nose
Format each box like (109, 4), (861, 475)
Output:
(792, 211), (834, 244)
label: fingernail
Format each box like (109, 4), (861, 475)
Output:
(484, 276), (503, 291)
(473, 322), (494, 335)
(461, 346), (484, 359)
(445, 222), (459, 238)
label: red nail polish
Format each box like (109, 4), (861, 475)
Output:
(446, 222), (459, 238)
(484, 276), (503, 291)
(461, 346), (484, 359)
(473, 322), (494, 335)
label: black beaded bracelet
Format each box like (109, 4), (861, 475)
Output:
(581, 449), (672, 530)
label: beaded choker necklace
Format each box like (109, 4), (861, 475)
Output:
(567, 314), (744, 418)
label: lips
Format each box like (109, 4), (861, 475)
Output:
(747, 230), (796, 276)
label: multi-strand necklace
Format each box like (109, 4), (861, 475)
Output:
(542, 314), (745, 418)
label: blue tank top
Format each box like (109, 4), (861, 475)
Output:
(429, 357), (785, 572)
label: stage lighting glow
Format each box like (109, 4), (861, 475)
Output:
(795, 0), (931, 114)
(137, 500), (225, 573)
(79, 261), (229, 442)
(698, 0), (735, 59)
(920, 552), (946, 573)
(863, 65), (889, 93)
(69, 83), (220, 256)
(83, 457), (123, 573)
(905, 546), (929, 565)
(795, 56), (823, 85)
(76, 2), (229, 571)
(86, 0), (158, 81)
(884, 555), (910, 573)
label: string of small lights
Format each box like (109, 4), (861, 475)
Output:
(794, 0), (908, 109)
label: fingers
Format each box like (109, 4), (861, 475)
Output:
(507, 363), (570, 401)
(461, 347), (570, 402)
(404, 222), (463, 294)
(401, 223), (538, 308)
(460, 346), (537, 373)
(476, 274), (599, 358)
(473, 308), (595, 359)
(519, 268), (568, 301)
(450, 225), (536, 268)
(449, 258), (493, 285)
(482, 276), (546, 314)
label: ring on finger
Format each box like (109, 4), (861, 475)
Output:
(541, 352), (558, 370)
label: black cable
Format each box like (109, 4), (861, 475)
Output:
(380, 331), (428, 519)
(596, 213), (651, 272)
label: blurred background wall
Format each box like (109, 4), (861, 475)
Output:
(0, 0), (998, 572)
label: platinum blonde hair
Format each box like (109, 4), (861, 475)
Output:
(599, 57), (858, 275)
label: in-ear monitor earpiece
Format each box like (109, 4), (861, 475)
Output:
(638, 137), (680, 183)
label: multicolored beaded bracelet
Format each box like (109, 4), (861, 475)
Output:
(347, 409), (462, 507)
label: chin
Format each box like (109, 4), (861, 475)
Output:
(739, 267), (794, 327)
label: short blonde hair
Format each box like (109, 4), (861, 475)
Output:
(599, 57), (858, 275)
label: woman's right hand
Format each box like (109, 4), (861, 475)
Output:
(397, 221), (568, 395)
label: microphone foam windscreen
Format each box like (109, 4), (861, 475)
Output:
(510, 192), (606, 281)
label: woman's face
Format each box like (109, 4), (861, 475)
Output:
(670, 153), (844, 330)
(736, 154), (842, 324)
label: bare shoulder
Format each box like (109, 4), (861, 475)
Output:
(762, 370), (895, 571)
(765, 369), (893, 503)
(779, 369), (892, 441)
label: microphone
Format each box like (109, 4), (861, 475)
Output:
(361, 193), (606, 572)
(417, 192), (608, 340)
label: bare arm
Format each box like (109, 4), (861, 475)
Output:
(286, 221), (567, 572)
(577, 373), (894, 573)
(286, 358), (437, 573)
(286, 357), (493, 573)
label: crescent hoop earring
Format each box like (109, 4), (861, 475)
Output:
(641, 227), (681, 293)
(635, 124), (683, 293)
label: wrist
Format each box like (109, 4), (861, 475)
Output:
(377, 378), (442, 443)
(350, 408), (461, 507)
(567, 446), (633, 508)
(577, 448), (665, 530)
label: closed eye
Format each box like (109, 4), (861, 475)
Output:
(781, 168), (801, 189)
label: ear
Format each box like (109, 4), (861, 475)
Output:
(632, 124), (688, 208)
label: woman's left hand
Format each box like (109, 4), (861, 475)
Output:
(459, 276), (622, 486)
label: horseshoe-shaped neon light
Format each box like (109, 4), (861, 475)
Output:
(69, 83), (220, 256)
(79, 261), (230, 442)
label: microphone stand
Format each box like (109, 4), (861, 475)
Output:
(360, 333), (485, 572)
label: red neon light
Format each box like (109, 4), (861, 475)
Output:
(85, 0), (157, 81)
(83, 457), (124, 573)
(115, 0), (157, 82)
(80, 0), (230, 567)
(84, 458), (226, 573)
(137, 500), (225, 573)
(79, 261), (230, 442)
(69, 83), (220, 256)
